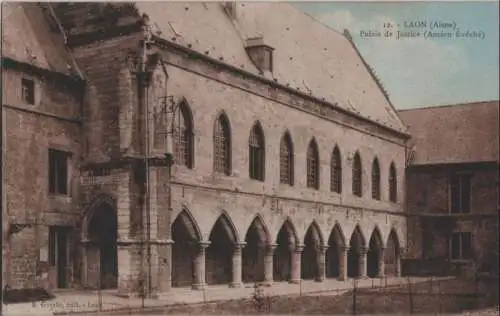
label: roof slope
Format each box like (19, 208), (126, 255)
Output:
(1, 3), (80, 77)
(134, 2), (407, 132)
(399, 101), (500, 165)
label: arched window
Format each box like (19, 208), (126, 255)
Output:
(173, 101), (194, 169)
(389, 163), (397, 202)
(331, 146), (342, 193)
(249, 122), (265, 181)
(213, 113), (231, 175)
(371, 158), (381, 200)
(280, 132), (294, 185)
(352, 152), (362, 197)
(306, 138), (320, 190)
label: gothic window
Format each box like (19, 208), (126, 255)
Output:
(372, 158), (381, 200)
(213, 113), (231, 175)
(280, 132), (294, 185)
(306, 138), (320, 190)
(249, 122), (265, 181)
(352, 152), (362, 197)
(331, 146), (342, 193)
(389, 163), (397, 203)
(173, 101), (194, 169)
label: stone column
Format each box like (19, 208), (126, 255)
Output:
(315, 245), (328, 282)
(378, 247), (386, 278)
(192, 242), (210, 290)
(230, 243), (245, 288)
(116, 241), (133, 297)
(290, 244), (304, 284)
(154, 239), (173, 293)
(359, 247), (368, 279)
(396, 247), (405, 277)
(338, 246), (349, 281)
(264, 244), (277, 285)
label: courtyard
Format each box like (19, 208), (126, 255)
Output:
(3, 276), (498, 315)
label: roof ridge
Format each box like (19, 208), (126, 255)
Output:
(342, 29), (408, 131)
(398, 100), (500, 112)
(285, 3), (349, 39)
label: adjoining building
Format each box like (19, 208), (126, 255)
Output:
(400, 101), (499, 277)
(2, 2), (410, 296)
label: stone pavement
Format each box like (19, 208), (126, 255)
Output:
(2, 276), (449, 316)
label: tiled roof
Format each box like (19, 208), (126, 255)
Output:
(398, 101), (500, 165)
(1, 3), (81, 78)
(134, 2), (407, 132)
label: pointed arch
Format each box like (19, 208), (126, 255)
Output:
(275, 218), (299, 245)
(280, 130), (295, 185)
(245, 214), (270, 244)
(84, 196), (118, 289)
(306, 137), (320, 190)
(302, 221), (324, 280)
(173, 98), (194, 169)
(172, 208), (202, 287)
(172, 209), (202, 242)
(326, 222), (346, 278)
(389, 162), (398, 202)
(304, 221), (324, 246)
(349, 224), (366, 248)
(206, 212), (238, 285)
(329, 222), (346, 248)
(386, 228), (401, 251)
(82, 193), (117, 240)
(330, 145), (342, 193)
(209, 212), (239, 244)
(385, 228), (401, 277)
(371, 157), (381, 200)
(213, 111), (232, 175)
(369, 226), (384, 249)
(274, 217), (299, 281)
(348, 225), (365, 278)
(249, 121), (266, 181)
(242, 214), (270, 283)
(367, 226), (384, 278)
(352, 151), (363, 197)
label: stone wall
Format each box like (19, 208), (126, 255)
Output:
(2, 67), (82, 289)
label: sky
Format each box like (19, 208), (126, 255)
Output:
(294, 2), (499, 110)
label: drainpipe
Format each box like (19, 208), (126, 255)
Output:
(136, 13), (153, 300)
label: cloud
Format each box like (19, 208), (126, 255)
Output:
(316, 10), (469, 108)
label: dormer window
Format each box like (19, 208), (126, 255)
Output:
(245, 37), (274, 73)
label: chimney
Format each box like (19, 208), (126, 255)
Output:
(245, 37), (275, 73)
(222, 2), (237, 20)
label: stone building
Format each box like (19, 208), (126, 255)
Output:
(401, 101), (499, 276)
(2, 3), (410, 295)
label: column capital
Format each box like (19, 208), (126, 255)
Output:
(295, 244), (305, 253)
(340, 245), (350, 252)
(359, 247), (369, 255)
(198, 241), (211, 249)
(319, 244), (329, 252)
(234, 242), (246, 251)
(267, 243), (278, 252)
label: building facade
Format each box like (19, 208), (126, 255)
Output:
(2, 3), (410, 296)
(401, 101), (499, 277)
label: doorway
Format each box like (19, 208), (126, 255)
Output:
(49, 226), (71, 288)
